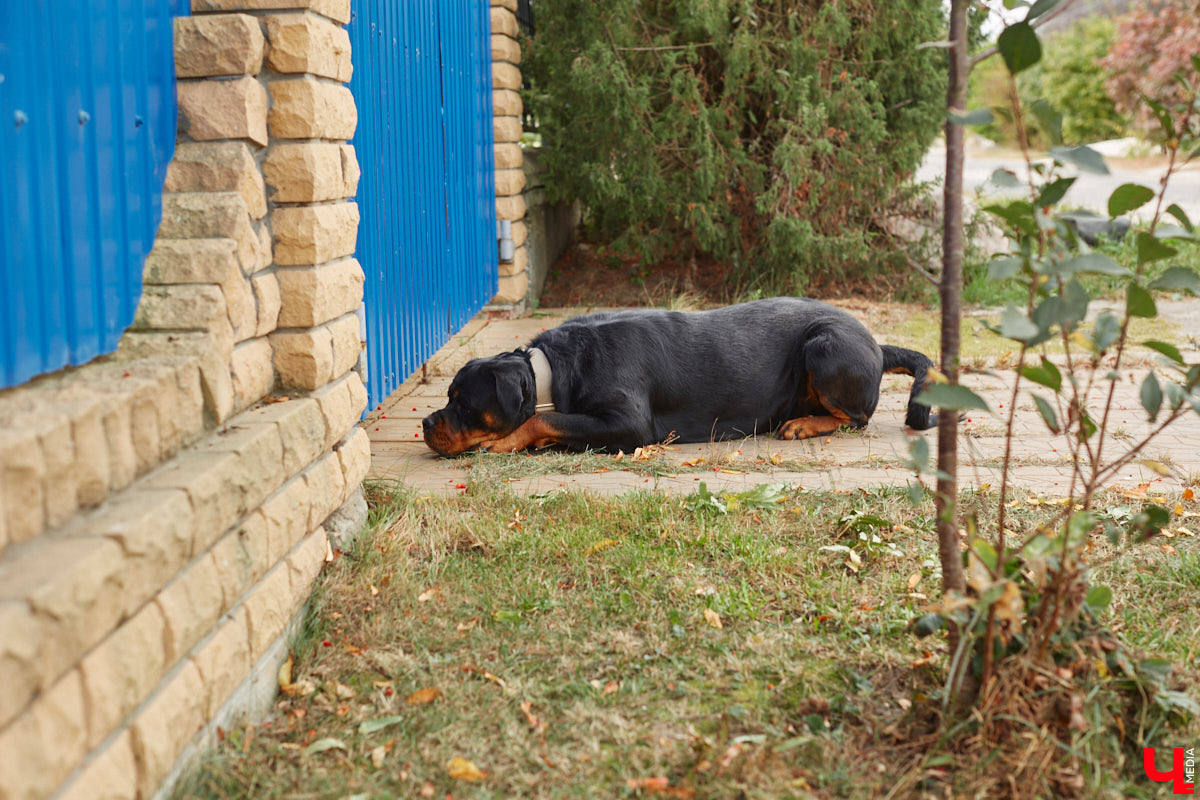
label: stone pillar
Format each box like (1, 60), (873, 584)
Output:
(490, 0), (530, 309)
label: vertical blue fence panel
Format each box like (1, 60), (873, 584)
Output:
(0, 0), (184, 390)
(349, 0), (499, 408)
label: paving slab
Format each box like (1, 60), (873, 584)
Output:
(365, 306), (1200, 498)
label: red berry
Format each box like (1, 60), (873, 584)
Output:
(322, 639), (331, 647)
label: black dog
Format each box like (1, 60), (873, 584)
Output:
(422, 298), (936, 457)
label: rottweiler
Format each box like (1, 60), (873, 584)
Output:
(422, 297), (937, 457)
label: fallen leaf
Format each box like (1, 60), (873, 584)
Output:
(1161, 543), (1178, 555)
(1184, 488), (1195, 500)
(703, 608), (723, 629)
(419, 780), (435, 798)
(911, 652), (937, 668)
(520, 700), (547, 734)
(1174, 503), (1185, 515)
(681, 457), (707, 467)
(602, 680), (620, 696)
(324, 538), (334, 563)
(991, 580), (1025, 635)
(304, 737), (347, 756)
(769, 452), (783, 465)
(359, 715), (405, 735)
(335, 682), (356, 700)
(906, 572), (922, 591)
(418, 586), (440, 603)
(371, 745), (387, 769)
(447, 756), (487, 782)
(406, 687), (442, 706)
(277, 652), (294, 692)
(369, 584), (379, 597)
(585, 538), (620, 555)
(456, 617), (480, 632)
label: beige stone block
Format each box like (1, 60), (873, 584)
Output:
(128, 382), (163, 475)
(141, 453), (238, 561)
(4, 525), (134, 688)
(196, 420), (287, 523)
(265, 12), (352, 81)
(252, 271), (282, 337)
(258, 476), (312, 564)
(56, 729), (137, 800)
(491, 0), (518, 10)
(263, 142), (356, 203)
(192, 0), (351, 24)
(153, 363), (188, 460)
(175, 13), (264, 78)
(132, 284), (228, 332)
(232, 337), (275, 410)
(286, 527), (327, 604)
(494, 141), (523, 170)
(0, 670), (87, 800)
(496, 193), (527, 221)
(511, 219), (528, 248)
(490, 6), (518, 37)
(242, 563), (294, 659)
(328, 314), (362, 379)
(498, 244), (528, 277)
(336, 426), (370, 495)
(0, 601), (43, 730)
(159, 192), (260, 277)
(493, 60), (521, 91)
(346, 369), (367, 419)
(495, 270), (529, 304)
(491, 35), (521, 65)
(177, 76), (268, 146)
(340, 144), (360, 196)
(240, 397), (325, 474)
(257, 221), (274, 271)
(270, 328), (333, 391)
(79, 604), (167, 748)
(118, 330), (235, 427)
(84, 488), (196, 603)
(311, 373), (353, 451)
(164, 141), (267, 219)
(175, 361), (207, 448)
(0, 428), (46, 544)
(156, 555), (226, 664)
(276, 258), (364, 328)
(143, 238), (256, 338)
(269, 77), (357, 140)
(0, 486), (7, 554)
(492, 87), (522, 117)
(39, 415), (79, 529)
(495, 167), (526, 196)
(272, 202), (359, 266)
(493, 114), (523, 144)
(304, 452), (345, 530)
(191, 606), (251, 718)
(129, 660), (205, 800)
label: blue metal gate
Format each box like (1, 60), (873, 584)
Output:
(0, 0), (184, 390)
(349, 0), (499, 407)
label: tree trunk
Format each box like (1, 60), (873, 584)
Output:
(937, 0), (969, 670)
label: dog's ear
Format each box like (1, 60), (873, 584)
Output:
(493, 356), (533, 424)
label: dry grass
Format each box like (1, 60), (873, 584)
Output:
(176, 483), (1200, 800)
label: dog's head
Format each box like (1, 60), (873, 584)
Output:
(422, 351), (536, 457)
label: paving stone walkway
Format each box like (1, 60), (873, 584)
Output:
(366, 307), (1200, 498)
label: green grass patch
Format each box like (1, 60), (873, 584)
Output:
(178, 483), (1200, 799)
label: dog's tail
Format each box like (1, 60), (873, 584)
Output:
(880, 345), (937, 430)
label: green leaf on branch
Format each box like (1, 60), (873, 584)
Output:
(1165, 381), (1187, 411)
(988, 256), (1025, 280)
(1033, 394), (1060, 433)
(988, 168), (1022, 188)
(1079, 411), (1097, 440)
(1126, 283), (1157, 318)
(1136, 232), (1177, 266)
(1142, 340), (1186, 365)
(984, 200), (1037, 235)
(998, 21), (1042, 75)
(1050, 145), (1109, 174)
(1165, 203), (1194, 233)
(1035, 177), (1074, 208)
(1084, 585), (1112, 613)
(949, 108), (995, 126)
(1107, 183), (1155, 217)
(1091, 311), (1122, 353)
(1027, 0), (1063, 20)
(1020, 357), (1062, 391)
(915, 384), (992, 413)
(1067, 511), (1098, 546)
(1141, 372), (1163, 422)
(1000, 305), (1039, 341)
(1140, 93), (1175, 139)
(1029, 99), (1063, 146)
(1148, 266), (1200, 295)
(912, 613), (945, 637)
(1129, 504), (1171, 539)
(1046, 252), (1129, 278)
(1154, 224), (1195, 241)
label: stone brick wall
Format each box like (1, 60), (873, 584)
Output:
(0, 2), (369, 797)
(490, 0), (530, 310)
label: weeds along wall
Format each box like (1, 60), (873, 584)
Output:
(0, 2), (372, 797)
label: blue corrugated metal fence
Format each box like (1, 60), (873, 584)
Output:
(349, 0), (499, 407)
(0, 0), (185, 390)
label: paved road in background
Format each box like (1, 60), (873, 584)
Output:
(917, 144), (1200, 223)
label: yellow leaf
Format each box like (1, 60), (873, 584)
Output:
(1177, 527), (1194, 537)
(681, 457), (707, 467)
(991, 580), (1025, 634)
(1140, 459), (1170, 476)
(447, 756), (487, 782)
(1161, 544), (1178, 556)
(277, 652), (294, 692)
(703, 608), (723, 629)
(585, 538), (620, 555)
(406, 687), (443, 706)
(1183, 488), (1195, 500)
(1174, 504), (1185, 515)
(417, 586), (440, 603)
